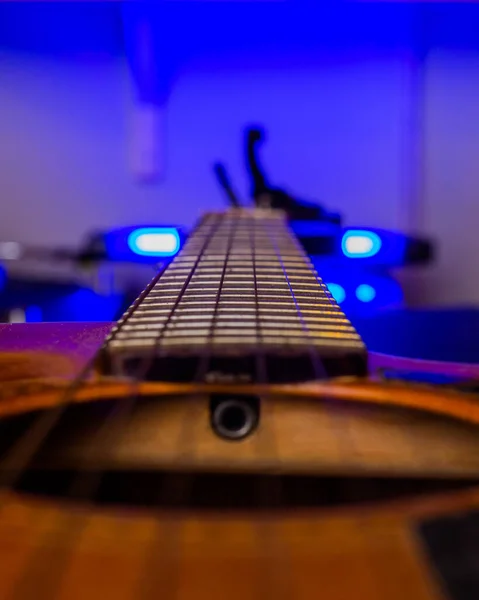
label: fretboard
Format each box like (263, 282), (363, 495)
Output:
(99, 209), (366, 383)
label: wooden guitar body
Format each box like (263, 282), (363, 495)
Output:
(0, 321), (478, 600)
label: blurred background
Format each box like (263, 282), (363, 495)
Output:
(1, 1), (478, 362)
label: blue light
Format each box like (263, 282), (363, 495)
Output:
(341, 230), (382, 259)
(356, 284), (376, 303)
(46, 288), (123, 322)
(102, 225), (183, 263)
(127, 228), (180, 257)
(326, 283), (346, 304)
(25, 305), (43, 322)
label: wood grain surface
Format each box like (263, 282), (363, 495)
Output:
(0, 323), (478, 599)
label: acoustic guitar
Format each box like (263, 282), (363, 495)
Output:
(0, 206), (478, 600)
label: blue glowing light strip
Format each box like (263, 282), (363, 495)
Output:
(127, 227), (181, 257)
(322, 270), (403, 310)
(325, 283), (346, 304)
(341, 230), (382, 259)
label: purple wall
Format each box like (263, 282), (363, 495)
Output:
(0, 2), (478, 305)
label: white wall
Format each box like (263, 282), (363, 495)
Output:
(4, 4), (479, 309)
(0, 48), (413, 243)
(414, 50), (479, 306)
(0, 53), (158, 247)
(0, 0), (417, 252)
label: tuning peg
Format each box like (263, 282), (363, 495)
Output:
(213, 163), (243, 208)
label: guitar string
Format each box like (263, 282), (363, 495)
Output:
(2, 210), (369, 597)
(268, 217), (328, 380)
(135, 214), (264, 598)
(138, 214), (291, 597)
(3, 210), (355, 487)
(40, 240), (211, 494)
(0, 354), (98, 493)
(15, 212), (479, 596)
(283, 225), (387, 595)
(54, 213), (228, 598)
(2, 214), (225, 597)
(71, 212), (224, 491)
(266, 218), (384, 598)
(64, 213), (223, 497)
(0, 218), (184, 495)
(253, 216), (295, 600)
(151, 213), (241, 600)
(162, 211), (240, 480)
(194, 211), (240, 383)
(0, 213), (221, 492)
(279, 225), (378, 586)
(0, 214), (221, 588)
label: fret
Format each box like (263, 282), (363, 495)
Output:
(179, 292), (219, 299)
(120, 322), (168, 330)
(174, 305), (217, 313)
(257, 336), (309, 346)
(121, 319), (215, 331)
(221, 278), (256, 284)
(210, 336), (259, 345)
(180, 294), (219, 300)
(294, 301), (341, 309)
(114, 322), (358, 341)
(152, 277), (189, 284)
(159, 268), (192, 275)
(263, 323), (356, 333)
(100, 208), (367, 382)
(217, 307), (257, 314)
(183, 285), (222, 292)
(162, 329), (214, 338)
(153, 278), (189, 286)
(176, 295), (220, 303)
(216, 319), (257, 327)
(258, 313), (345, 323)
(114, 331), (158, 340)
(168, 316), (216, 325)
(161, 337), (219, 346)
(306, 331), (362, 341)
(219, 291), (256, 298)
(162, 311), (235, 323)
(220, 289), (257, 296)
(171, 307), (217, 314)
(190, 270), (226, 276)
(170, 259), (196, 266)
(141, 294), (181, 302)
(108, 339), (152, 349)
(217, 300), (256, 307)
(214, 322), (259, 331)
(288, 281), (325, 288)
(135, 304), (177, 312)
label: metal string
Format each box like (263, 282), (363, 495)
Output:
(0, 214), (222, 498)
(168, 212), (237, 468)
(265, 217), (327, 380)
(4, 214), (225, 597)
(136, 213), (238, 599)
(1, 209), (372, 598)
(0, 250), (184, 489)
(273, 221), (388, 596)
(0, 252), (167, 494)
(0, 355), (99, 494)
(263, 217), (380, 599)
(251, 217), (268, 385)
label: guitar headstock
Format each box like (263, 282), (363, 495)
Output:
(213, 125), (342, 224)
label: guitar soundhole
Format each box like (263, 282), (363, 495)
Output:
(0, 401), (477, 510)
(14, 470), (477, 510)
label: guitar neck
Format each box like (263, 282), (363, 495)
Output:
(99, 208), (366, 383)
